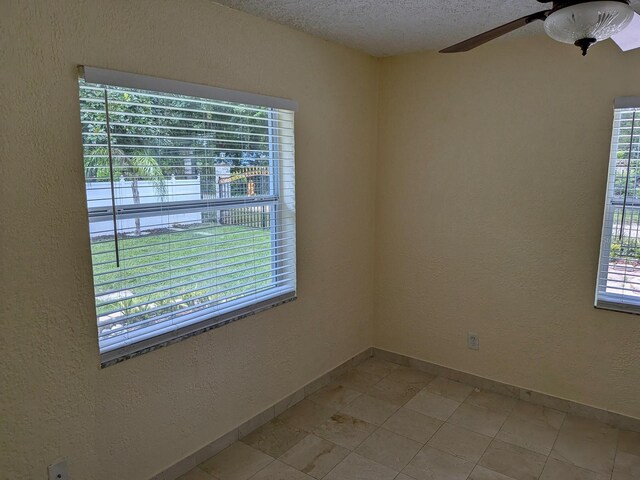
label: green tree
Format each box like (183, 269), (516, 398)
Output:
(80, 84), (272, 201)
(84, 147), (167, 236)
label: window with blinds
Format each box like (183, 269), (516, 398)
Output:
(78, 67), (297, 365)
(596, 97), (640, 314)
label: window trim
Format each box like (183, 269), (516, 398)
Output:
(101, 290), (296, 368)
(596, 292), (640, 316)
(81, 66), (298, 112)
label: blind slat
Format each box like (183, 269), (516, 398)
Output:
(98, 268), (295, 326)
(93, 240), (296, 287)
(96, 261), (295, 311)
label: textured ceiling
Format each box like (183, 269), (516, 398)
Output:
(214, 0), (640, 56)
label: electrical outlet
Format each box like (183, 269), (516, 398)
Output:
(48, 459), (69, 480)
(467, 332), (480, 350)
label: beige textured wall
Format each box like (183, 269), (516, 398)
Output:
(376, 36), (640, 420)
(5, 1), (640, 478)
(0, 1), (377, 479)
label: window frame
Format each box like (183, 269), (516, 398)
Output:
(78, 67), (298, 366)
(595, 97), (640, 315)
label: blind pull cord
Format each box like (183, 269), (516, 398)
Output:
(619, 110), (637, 241)
(104, 88), (120, 267)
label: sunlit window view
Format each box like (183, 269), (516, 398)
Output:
(597, 106), (640, 311)
(78, 76), (296, 358)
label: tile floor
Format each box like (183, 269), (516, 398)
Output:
(179, 358), (640, 480)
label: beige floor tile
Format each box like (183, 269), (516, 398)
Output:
(177, 467), (216, 480)
(186, 365), (640, 480)
(241, 418), (308, 458)
(314, 413), (378, 450)
(509, 401), (565, 429)
(550, 415), (618, 474)
(465, 391), (517, 414)
(250, 460), (313, 480)
(340, 394), (399, 425)
(540, 458), (610, 480)
(424, 377), (474, 402)
(308, 384), (362, 410)
(618, 430), (640, 456)
(496, 404), (563, 455)
(355, 358), (399, 378)
(355, 428), (422, 470)
(402, 445), (474, 480)
(324, 452), (397, 480)
(478, 439), (546, 480)
(367, 377), (423, 407)
(277, 399), (336, 432)
(382, 366), (435, 388)
(381, 407), (443, 443)
(333, 370), (383, 393)
(468, 465), (517, 480)
(612, 473), (637, 480)
(613, 471), (639, 479)
(427, 423), (491, 463)
(405, 390), (460, 421)
(448, 403), (508, 437)
(279, 434), (348, 479)
(613, 451), (640, 479)
(199, 442), (273, 480)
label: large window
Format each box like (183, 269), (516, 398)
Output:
(78, 68), (296, 365)
(596, 97), (640, 314)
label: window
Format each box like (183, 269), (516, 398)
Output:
(596, 97), (640, 314)
(78, 67), (297, 365)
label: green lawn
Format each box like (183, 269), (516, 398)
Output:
(91, 223), (273, 323)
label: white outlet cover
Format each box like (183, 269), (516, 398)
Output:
(467, 332), (479, 350)
(48, 459), (69, 480)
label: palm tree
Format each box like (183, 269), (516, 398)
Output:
(85, 147), (167, 236)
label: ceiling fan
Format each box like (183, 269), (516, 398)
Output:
(440, 0), (640, 56)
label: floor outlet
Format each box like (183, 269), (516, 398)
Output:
(468, 332), (480, 350)
(48, 459), (69, 480)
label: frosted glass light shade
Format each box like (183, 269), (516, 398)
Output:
(544, 1), (634, 44)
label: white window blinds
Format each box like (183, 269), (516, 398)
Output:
(596, 98), (640, 314)
(78, 68), (296, 365)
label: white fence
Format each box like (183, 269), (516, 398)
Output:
(87, 177), (202, 238)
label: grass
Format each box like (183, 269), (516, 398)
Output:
(91, 223), (273, 326)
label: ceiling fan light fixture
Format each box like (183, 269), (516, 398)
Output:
(544, 1), (634, 54)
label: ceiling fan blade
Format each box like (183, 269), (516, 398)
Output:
(440, 10), (550, 53)
(612, 12), (640, 52)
